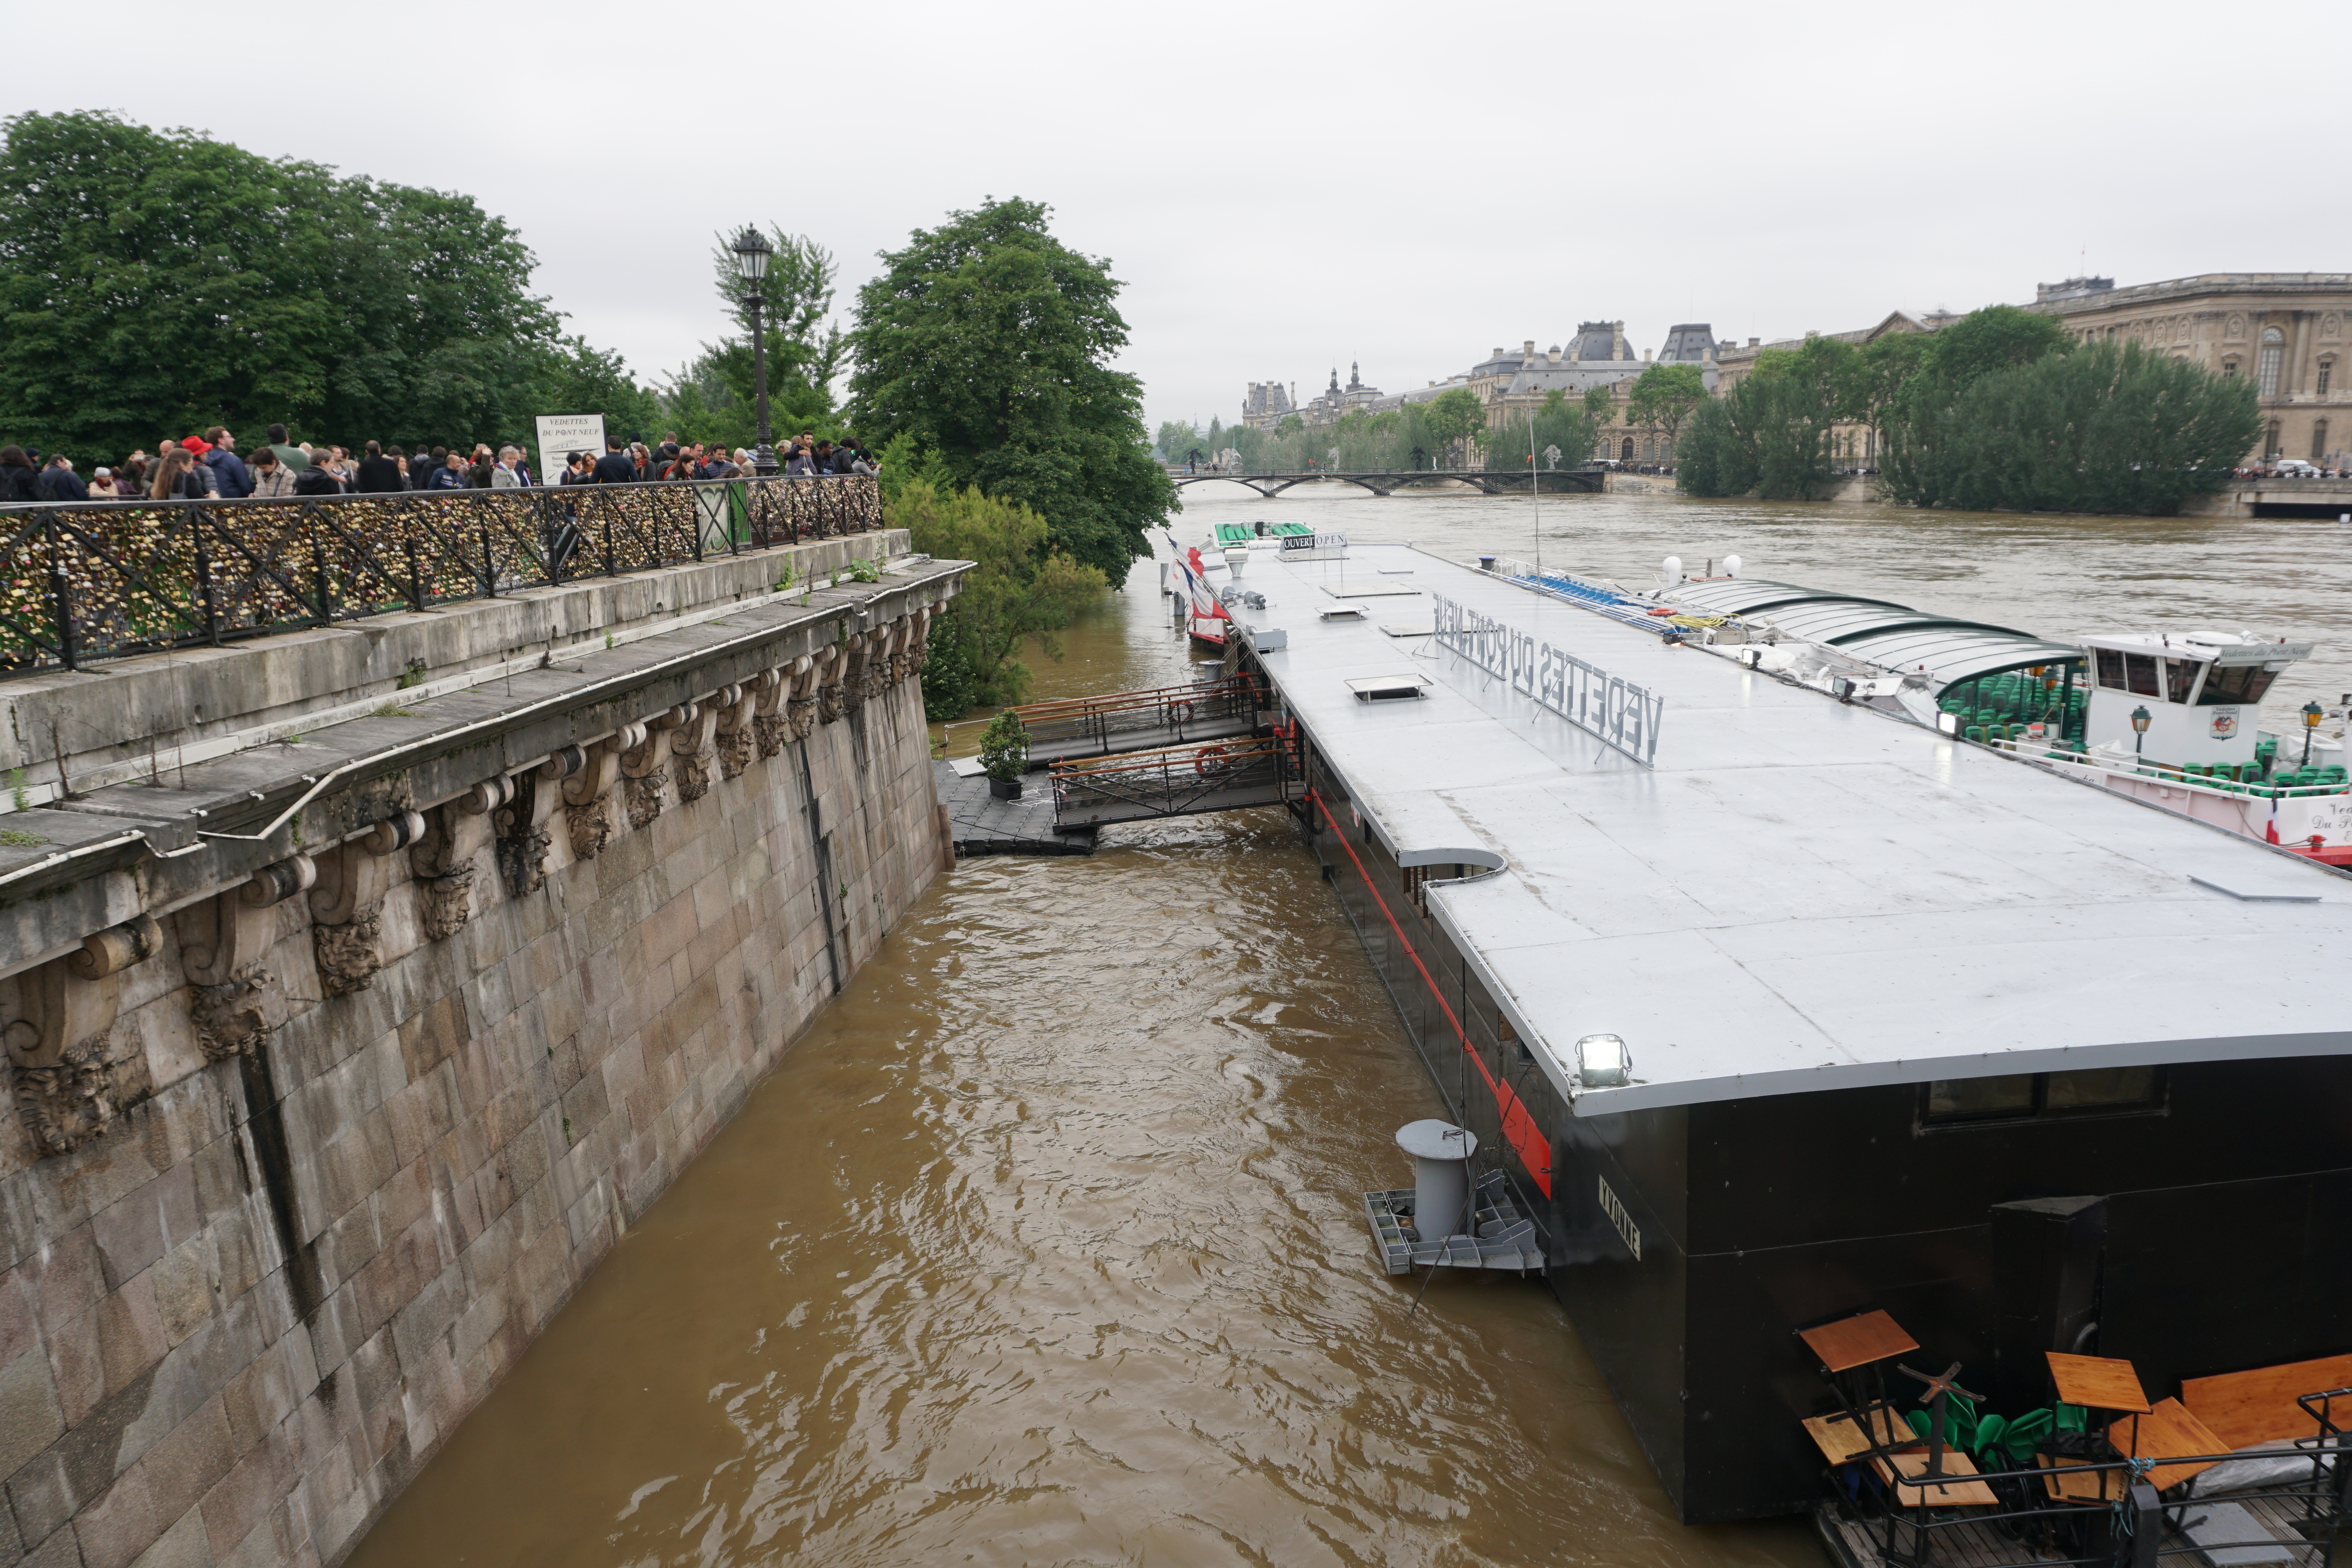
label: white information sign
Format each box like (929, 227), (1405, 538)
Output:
(534, 414), (606, 484)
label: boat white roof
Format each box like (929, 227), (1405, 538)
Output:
(1232, 544), (2352, 1118)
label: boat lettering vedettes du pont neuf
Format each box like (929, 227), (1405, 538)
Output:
(1171, 530), (2352, 1557)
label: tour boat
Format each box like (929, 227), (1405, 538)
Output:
(1601, 568), (2352, 865)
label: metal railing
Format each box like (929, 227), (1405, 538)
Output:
(1014, 676), (1259, 755)
(1050, 734), (1294, 827)
(1822, 1385), (2352, 1568)
(0, 474), (884, 677)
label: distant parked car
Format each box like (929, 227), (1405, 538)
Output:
(2273, 459), (2321, 476)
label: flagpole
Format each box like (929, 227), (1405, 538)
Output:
(1530, 405), (1542, 587)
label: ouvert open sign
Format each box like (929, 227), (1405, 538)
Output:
(1428, 592), (1665, 766)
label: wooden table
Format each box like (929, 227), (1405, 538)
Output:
(2039, 1452), (2126, 1505)
(2112, 1396), (2229, 1491)
(1800, 1310), (1920, 1373)
(1875, 1449), (2000, 1507)
(1802, 1406), (1917, 1466)
(2046, 1352), (2153, 1413)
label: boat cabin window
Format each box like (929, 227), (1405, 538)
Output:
(2092, 650), (2163, 697)
(2164, 658), (2202, 705)
(2196, 663), (2278, 706)
(1922, 1066), (2163, 1128)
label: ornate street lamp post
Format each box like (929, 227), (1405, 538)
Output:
(2302, 700), (2325, 767)
(729, 226), (777, 476)
(2131, 704), (2151, 765)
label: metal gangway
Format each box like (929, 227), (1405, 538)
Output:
(1051, 734), (1299, 828)
(1005, 675), (1262, 763)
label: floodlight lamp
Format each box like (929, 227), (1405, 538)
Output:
(1575, 1034), (1632, 1089)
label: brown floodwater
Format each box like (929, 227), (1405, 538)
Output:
(351, 492), (2350, 1567)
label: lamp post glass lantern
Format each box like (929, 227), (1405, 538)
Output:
(2303, 700), (2325, 766)
(2131, 704), (2151, 762)
(730, 226), (777, 476)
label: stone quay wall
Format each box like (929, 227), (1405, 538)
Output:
(0, 536), (964, 1567)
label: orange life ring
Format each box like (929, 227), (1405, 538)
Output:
(1194, 745), (1232, 777)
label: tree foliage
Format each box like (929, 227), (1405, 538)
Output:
(1679, 337), (1855, 500)
(893, 479), (1110, 720)
(1879, 340), (2260, 515)
(848, 198), (1174, 583)
(1486, 387), (1613, 473)
(0, 110), (656, 458)
(656, 226), (844, 450)
(1626, 363), (1707, 448)
(1421, 387), (1485, 464)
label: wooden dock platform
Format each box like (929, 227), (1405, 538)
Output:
(934, 761), (1095, 857)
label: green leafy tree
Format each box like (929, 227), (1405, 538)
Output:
(894, 479), (1111, 720)
(1423, 386), (1485, 466)
(1156, 420), (1204, 461)
(1625, 363), (1708, 453)
(1679, 340), (1853, 500)
(1489, 387), (1610, 473)
(656, 225), (843, 450)
(1882, 340), (2258, 515)
(1923, 304), (2073, 386)
(0, 110), (653, 459)
(848, 198), (1175, 582)
(1839, 332), (1937, 466)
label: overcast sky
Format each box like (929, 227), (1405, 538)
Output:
(25, 0), (2348, 434)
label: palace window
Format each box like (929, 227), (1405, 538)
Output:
(2259, 326), (2284, 396)
(2223, 361), (2240, 378)
(2320, 363), (2333, 395)
(2316, 421), (2331, 467)
(2267, 420), (2283, 459)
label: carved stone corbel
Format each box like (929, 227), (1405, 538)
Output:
(496, 758), (564, 896)
(622, 711), (680, 830)
(560, 727), (637, 862)
(815, 643), (848, 726)
(749, 667), (790, 759)
(910, 604), (936, 674)
(840, 633), (873, 716)
(310, 813), (422, 997)
(715, 681), (761, 779)
(410, 781), (504, 940)
(786, 653), (822, 741)
(5, 914), (163, 1156)
(181, 858), (312, 1060)
(667, 700), (720, 803)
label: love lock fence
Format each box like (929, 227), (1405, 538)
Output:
(0, 474), (884, 677)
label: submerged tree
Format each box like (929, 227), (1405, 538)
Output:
(893, 479), (1110, 720)
(1880, 340), (2258, 515)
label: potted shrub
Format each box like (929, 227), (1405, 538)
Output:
(978, 710), (1030, 800)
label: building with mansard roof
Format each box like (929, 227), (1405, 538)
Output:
(2024, 273), (2352, 467)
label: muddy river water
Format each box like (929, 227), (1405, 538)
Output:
(349, 491), (2352, 1567)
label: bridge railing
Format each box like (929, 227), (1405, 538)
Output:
(0, 474), (884, 676)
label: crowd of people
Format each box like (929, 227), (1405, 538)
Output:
(0, 424), (877, 503)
